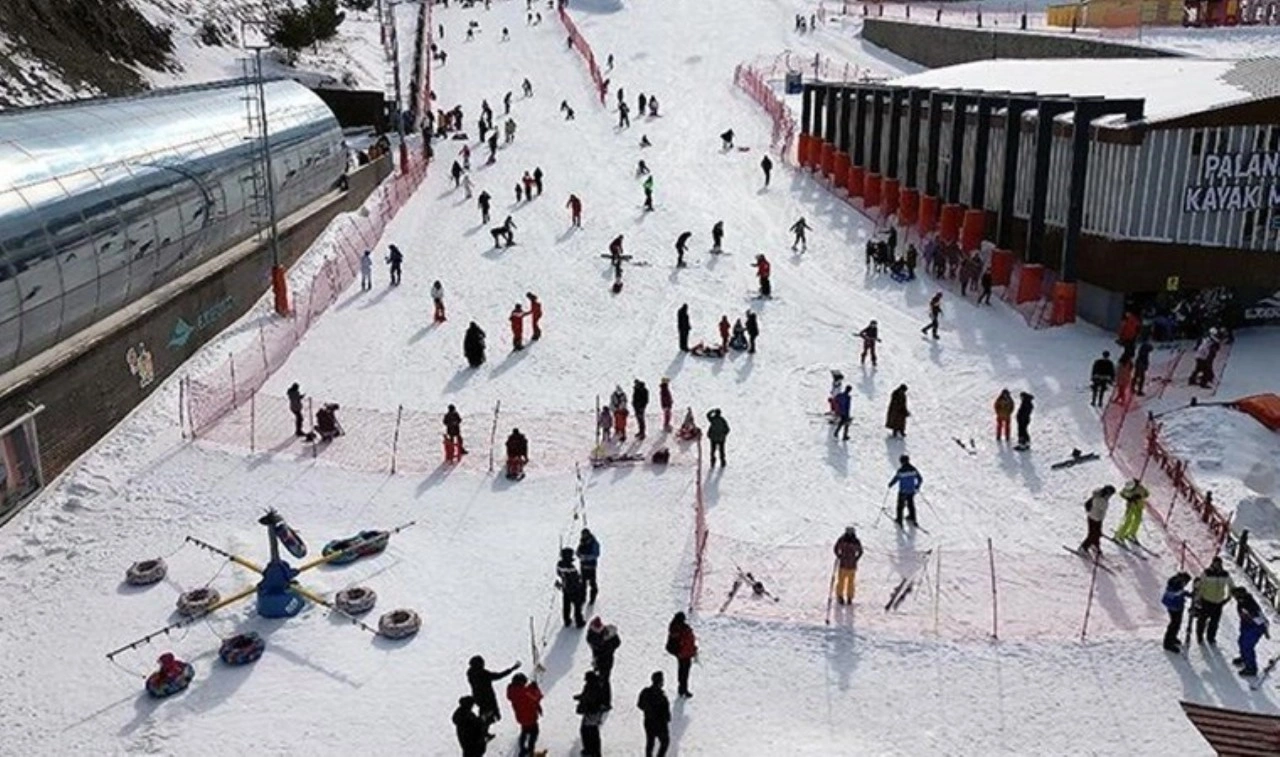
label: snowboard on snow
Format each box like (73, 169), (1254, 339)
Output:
(1050, 450), (1101, 470)
(952, 437), (976, 456)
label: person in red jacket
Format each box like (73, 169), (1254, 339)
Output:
(665, 612), (697, 698)
(659, 377), (673, 432)
(506, 673), (544, 757)
(510, 304), (526, 351)
(754, 254), (772, 298)
(718, 315), (730, 352)
(526, 292), (543, 340)
(567, 193), (582, 227)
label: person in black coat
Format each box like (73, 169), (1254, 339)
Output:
(453, 696), (490, 756)
(676, 304), (691, 352)
(632, 380), (650, 440)
(745, 311), (759, 353)
(444, 404), (466, 453)
(1089, 350), (1116, 408)
(575, 670), (608, 757)
(464, 322), (487, 367)
(287, 382), (305, 436)
(586, 618), (621, 709)
(637, 671), (671, 757)
(556, 548), (587, 627)
(1015, 392), (1034, 449)
(467, 656), (521, 724)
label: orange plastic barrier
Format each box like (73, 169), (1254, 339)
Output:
(882, 178), (901, 216)
(819, 142), (835, 177)
(1016, 263), (1044, 304)
(849, 166), (866, 198)
(939, 203), (964, 244)
(864, 173), (883, 208)
(960, 208), (985, 251)
(1050, 281), (1077, 325)
(833, 152), (851, 189)
(918, 194), (939, 233)
(898, 188), (919, 227)
(989, 248), (1013, 286)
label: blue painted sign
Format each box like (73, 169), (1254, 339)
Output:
(169, 295), (234, 349)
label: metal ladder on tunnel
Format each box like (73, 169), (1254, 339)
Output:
(240, 58), (271, 244)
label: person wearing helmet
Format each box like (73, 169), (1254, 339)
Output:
(828, 370), (845, 415)
(1114, 479), (1149, 542)
(888, 455), (923, 527)
(833, 527), (863, 604)
(856, 320), (880, 367)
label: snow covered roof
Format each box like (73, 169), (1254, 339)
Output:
(887, 58), (1280, 126)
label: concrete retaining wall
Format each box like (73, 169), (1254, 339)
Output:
(0, 157), (393, 483)
(862, 17), (1180, 68)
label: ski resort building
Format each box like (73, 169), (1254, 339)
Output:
(797, 57), (1280, 328)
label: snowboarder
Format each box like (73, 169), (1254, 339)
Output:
(1193, 557), (1232, 645)
(888, 455), (923, 527)
(637, 671), (671, 757)
(567, 193), (582, 227)
(885, 384), (909, 437)
(760, 154), (773, 187)
(1162, 573), (1193, 653)
(1133, 338), (1153, 395)
(575, 670), (608, 757)
(642, 175), (654, 211)
(705, 409), (729, 467)
(464, 322), (487, 368)
(633, 380), (650, 440)
(921, 292), (942, 339)
(659, 377), (674, 431)
(675, 231), (692, 267)
(1079, 485), (1116, 556)
(1089, 350), (1116, 408)
(432, 280), (447, 323)
(1114, 479), (1149, 542)
(832, 385), (853, 441)
(610, 385), (629, 441)
(577, 528), (601, 603)
(754, 254), (772, 298)
(790, 217), (811, 251)
(718, 315), (731, 352)
(720, 129), (735, 150)
(506, 428), (529, 480)
(994, 388), (1014, 442)
(360, 250), (373, 291)
(452, 696), (489, 757)
(1233, 587), (1269, 677)
(711, 220), (724, 252)
(557, 547), (587, 627)
(510, 304), (526, 351)
(833, 526), (863, 604)
(585, 617), (621, 708)
(665, 612), (697, 697)
(467, 655), (521, 725)
(533, 166), (543, 195)
(677, 304), (691, 352)
(506, 674), (543, 757)
(478, 191), (492, 223)
(526, 293), (542, 340)
(386, 244), (403, 286)
(287, 382), (305, 436)
(745, 310), (759, 353)
(856, 320), (880, 367)
(444, 404), (467, 460)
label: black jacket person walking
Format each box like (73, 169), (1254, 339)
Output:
(760, 154), (773, 187)
(706, 409), (729, 466)
(677, 304), (691, 352)
(637, 671), (672, 756)
(287, 382), (305, 436)
(467, 655), (521, 724)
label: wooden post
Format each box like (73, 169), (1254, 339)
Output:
(1080, 551), (1101, 641)
(988, 537), (999, 640)
(249, 392), (256, 453)
(229, 359), (238, 409)
(178, 377), (187, 440)
(308, 397), (316, 459)
(390, 404), (404, 474)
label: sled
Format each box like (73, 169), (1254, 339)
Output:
(590, 453), (647, 468)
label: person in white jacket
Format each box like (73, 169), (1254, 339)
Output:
(462, 173), (473, 199)
(360, 250), (373, 291)
(1079, 485), (1116, 556)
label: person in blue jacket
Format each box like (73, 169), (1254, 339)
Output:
(1233, 587), (1269, 677)
(832, 385), (853, 442)
(888, 455), (923, 527)
(577, 528), (601, 604)
(1161, 572), (1193, 653)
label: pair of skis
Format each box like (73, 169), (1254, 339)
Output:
(1061, 546), (1118, 575)
(880, 509), (930, 534)
(718, 565), (779, 614)
(885, 549), (934, 612)
(1103, 535), (1160, 559)
(952, 437), (976, 456)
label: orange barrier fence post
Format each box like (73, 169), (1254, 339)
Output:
(899, 188), (920, 227)
(939, 203), (964, 245)
(960, 208), (985, 251)
(1051, 281), (1078, 325)
(882, 178), (901, 216)
(848, 165), (866, 198)
(918, 194), (939, 234)
(1015, 263), (1044, 304)
(864, 173), (883, 208)
(833, 152), (851, 189)
(989, 248), (1013, 286)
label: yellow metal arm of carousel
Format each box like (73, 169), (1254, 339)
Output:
(184, 536), (265, 574)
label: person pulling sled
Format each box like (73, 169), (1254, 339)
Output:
(505, 428), (529, 480)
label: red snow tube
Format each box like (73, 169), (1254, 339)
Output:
(1232, 394), (1280, 431)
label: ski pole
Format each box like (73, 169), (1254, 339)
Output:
(823, 556), (839, 625)
(873, 488), (891, 527)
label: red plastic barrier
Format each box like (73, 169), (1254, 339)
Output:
(864, 173), (882, 208)
(918, 194), (939, 233)
(882, 178), (900, 216)
(559, 8), (606, 104)
(960, 208), (985, 251)
(899, 188), (919, 227)
(1016, 263), (1044, 304)
(733, 63), (797, 161)
(989, 248), (1012, 286)
(833, 152), (850, 188)
(939, 203), (963, 244)
(1051, 281), (1077, 325)
(819, 142), (835, 177)
(849, 166), (865, 197)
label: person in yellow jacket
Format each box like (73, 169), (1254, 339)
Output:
(1114, 479), (1149, 542)
(993, 389), (1015, 442)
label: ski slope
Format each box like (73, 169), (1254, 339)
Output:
(2, 0), (1277, 754)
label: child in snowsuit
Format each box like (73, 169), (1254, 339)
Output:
(856, 320), (879, 367)
(994, 389), (1014, 442)
(659, 377), (673, 431)
(1234, 588), (1269, 677)
(610, 386), (629, 441)
(833, 526), (863, 604)
(1162, 572), (1193, 653)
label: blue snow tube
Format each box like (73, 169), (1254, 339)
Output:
(145, 663), (194, 698)
(218, 633), (266, 666)
(321, 537), (362, 565)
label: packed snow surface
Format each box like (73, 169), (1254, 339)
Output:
(1, 0), (1278, 754)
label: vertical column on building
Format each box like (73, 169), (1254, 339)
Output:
(994, 98), (1034, 291)
(920, 90), (945, 234)
(834, 88), (853, 190)
(939, 93), (971, 246)
(865, 89), (885, 208)
(900, 89), (926, 228)
(883, 89), (904, 217)
(821, 83), (839, 179)
(800, 85), (815, 168)
(850, 87), (867, 198)
(962, 96), (997, 254)
(1022, 99), (1073, 304)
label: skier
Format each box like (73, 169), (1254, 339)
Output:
(832, 385), (853, 441)
(1193, 557), (1232, 645)
(360, 249), (373, 291)
(638, 92), (648, 114)
(790, 217), (812, 251)
(444, 404), (467, 459)
(718, 315), (731, 352)
(637, 671), (671, 757)
(888, 455), (923, 527)
(1133, 338), (1153, 395)
(610, 385), (629, 441)
(505, 428), (529, 480)
(451, 160), (464, 186)
(659, 377), (673, 431)
(478, 191), (491, 223)
(642, 175), (654, 211)
(711, 220), (725, 251)
(618, 101), (631, 129)
(506, 674), (543, 757)
(1114, 478), (1149, 542)
(504, 118), (517, 144)
(1079, 485), (1116, 556)
(665, 612), (697, 697)
(462, 172), (474, 199)
(287, 382), (305, 436)
(386, 244), (403, 286)
(533, 166), (543, 195)
(577, 528), (601, 603)
(856, 320), (880, 367)
(574, 670), (608, 756)
(1014, 392), (1034, 450)
(432, 280), (447, 323)
(522, 78), (533, 97)
(978, 268), (993, 305)
(720, 129), (735, 150)
(677, 304), (691, 352)
(510, 303), (526, 351)
(633, 379), (650, 440)
(503, 91), (512, 114)
(598, 405), (613, 443)
(675, 231), (692, 267)
(833, 526), (863, 604)
(745, 310), (759, 354)
(567, 193), (582, 227)
(1233, 587), (1269, 677)
(1089, 350), (1116, 408)
(754, 254), (772, 298)
(452, 696), (489, 757)
(585, 617), (621, 708)
(885, 384), (909, 437)
(760, 154), (773, 187)
(464, 322), (487, 367)
(555, 548), (586, 625)
(993, 388), (1014, 442)
(705, 409), (729, 467)
(526, 293), (542, 340)
(921, 292), (942, 339)
(1162, 573), (1193, 653)
(467, 655), (521, 725)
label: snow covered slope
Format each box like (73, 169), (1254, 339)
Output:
(1, 0), (1277, 754)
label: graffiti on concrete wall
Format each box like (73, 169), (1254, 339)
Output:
(125, 342), (156, 389)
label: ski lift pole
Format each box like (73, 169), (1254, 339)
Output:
(988, 537), (999, 640)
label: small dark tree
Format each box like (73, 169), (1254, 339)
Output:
(269, 0), (346, 52)
(342, 0), (376, 11)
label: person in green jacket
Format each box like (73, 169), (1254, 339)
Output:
(705, 409), (729, 467)
(1193, 557), (1233, 645)
(1114, 479), (1149, 542)
(642, 175), (655, 211)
